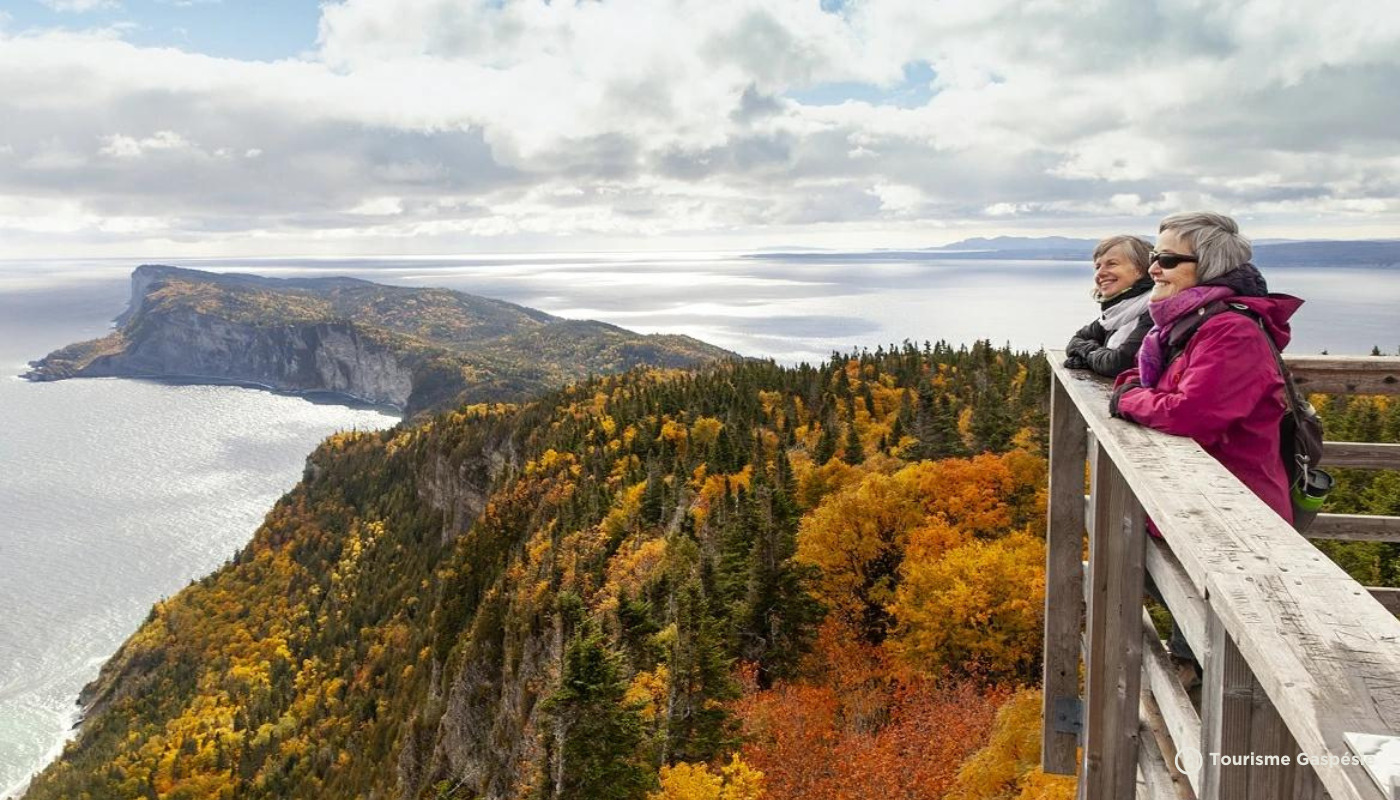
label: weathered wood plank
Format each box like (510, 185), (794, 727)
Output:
(1044, 372), (1089, 775)
(1305, 514), (1400, 543)
(1050, 352), (1400, 800)
(1210, 571), (1400, 800)
(1367, 587), (1400, 615)
(1111, 468), (1150, 800)
(1145, 536), (1208, 663)
(1140, 691), (1186, 800)
(1292, 769), (1333, 800)
(1247, 674), (1299, 800)
(1323, 441), (1400, 471)
(1284, 355), (1400, 396)
(1201, 608), (1252, 800)
(1081, 444), (1115, 800)
(1081, 454), (1147, 800)
(1142, 609), (1202, 797)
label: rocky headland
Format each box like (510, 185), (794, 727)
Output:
(25, 265), (734, 415)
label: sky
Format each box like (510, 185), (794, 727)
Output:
(0, 0), (1398, 258)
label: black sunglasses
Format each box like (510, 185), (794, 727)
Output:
(1149, 251), (1199, 270)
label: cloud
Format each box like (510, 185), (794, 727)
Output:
(99, 130), (194, 159)
(0, 0), (1398, 257)
(40, 0), (121, 11)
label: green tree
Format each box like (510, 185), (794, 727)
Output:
(544, 621), (652, 800)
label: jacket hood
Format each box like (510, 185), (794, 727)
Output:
(1230, 293), (1304, 351)
(1204, 262), (1269, 297)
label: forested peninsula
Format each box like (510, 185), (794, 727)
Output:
(24, 265), (732, 416)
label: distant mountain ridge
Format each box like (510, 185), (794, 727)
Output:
(927, 235), (1400, 267)
(745, 237), (1400, 267)
(25, 265), (734, 415)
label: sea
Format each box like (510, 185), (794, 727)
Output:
(0, 252), (1396, 797)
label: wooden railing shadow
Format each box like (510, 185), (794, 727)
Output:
(1041, 352), (1400, 800)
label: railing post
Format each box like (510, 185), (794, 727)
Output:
(1081, 449), (1147, 800)
(1200, 605), (1300, 800)
(1044, 371), (1089, 775)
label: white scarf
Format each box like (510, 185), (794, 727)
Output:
(1102, 291), (1151, 349)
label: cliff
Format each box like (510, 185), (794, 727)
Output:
(25, 265), (734, 415)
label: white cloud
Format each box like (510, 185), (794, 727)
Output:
(41, 0), (121, 11)
(99, 130), (193, 159)
(0, 0), (1397, 256)
(347, 196), (404, 215)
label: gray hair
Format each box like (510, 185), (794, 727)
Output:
(1158, 211), (1252, 284)
(1093, 234), (1151, 277)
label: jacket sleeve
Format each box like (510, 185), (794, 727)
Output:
(1084, 312), (1152, 378)
(1066, 318), (1107, 358)
(1113, 316), (1280, 447)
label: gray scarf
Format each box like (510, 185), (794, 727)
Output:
(1101, 290), (1151, 349)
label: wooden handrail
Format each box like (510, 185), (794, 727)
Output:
(1324, 441), (1400, 471)
(1284, 355), (1400, 396)
(1305, 513), (1400, 543)
(1042, 351), (1400, 800)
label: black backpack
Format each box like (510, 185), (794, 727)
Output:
(1165, 300), (1329, 531)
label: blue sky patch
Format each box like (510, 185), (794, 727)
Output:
(784, 60), (936, 108)
(3, 0), (322, 61)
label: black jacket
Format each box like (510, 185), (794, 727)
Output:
(1065, 278), (1154, 378)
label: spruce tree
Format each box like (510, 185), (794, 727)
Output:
(733, 475), (824, 688)
(543, 621), (650, 800)
(813, 415), (839, 464)
(910, 383), (965, 460)
(841, 417), (864, 465)
(666, 582), (738, 763)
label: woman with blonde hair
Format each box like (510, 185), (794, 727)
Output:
(1064, 235), (1154, 377)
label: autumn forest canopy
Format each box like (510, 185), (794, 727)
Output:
(24, 341), (1400, 800)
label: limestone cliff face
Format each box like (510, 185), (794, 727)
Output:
(27, 263), (735, 416)
(82, 310), (415, 408)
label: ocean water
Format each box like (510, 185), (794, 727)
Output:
(0, 275), (399, 799)
(0, 252), (1396, 796)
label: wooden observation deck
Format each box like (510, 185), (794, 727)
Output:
(1041, 352), (1400, 800)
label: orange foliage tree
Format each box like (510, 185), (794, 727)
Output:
(735, 620), (1006, 800)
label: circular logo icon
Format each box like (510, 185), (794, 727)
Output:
(1175, 746), (1204, 775)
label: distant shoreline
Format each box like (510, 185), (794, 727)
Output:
(20, 369), (405, 416)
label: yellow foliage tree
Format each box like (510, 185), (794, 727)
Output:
(945, 689), (1075, 800)
(795, 469), (926, 632)
(650, 754), (765, 800)
(888, 531), (1046, 679)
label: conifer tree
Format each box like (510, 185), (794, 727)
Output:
(734, 474), (824, 687)
(666, 582), (738, 763)
(842, 417), (865, 465)
(813, 416), (839, 465)
(543, 621), (651, 800)
(971, 389), (1015, 453)
(909, 383), (965, 460)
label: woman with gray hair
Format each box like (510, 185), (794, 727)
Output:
(1110, 211), (1301, 526)
(1064, 235), (1154, 377)
(1108, 211), (1302, 684)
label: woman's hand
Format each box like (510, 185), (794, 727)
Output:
(1109, 380), (1142, 418)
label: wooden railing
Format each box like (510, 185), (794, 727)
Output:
(1040, 352), (1400, 800)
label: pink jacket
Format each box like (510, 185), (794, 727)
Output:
(1113, 295), (1303, 526)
